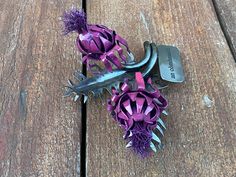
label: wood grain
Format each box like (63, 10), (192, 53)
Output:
(213, 0), (236, 59)
(0, 0), (82, 176)
(86, 0), (236, 176)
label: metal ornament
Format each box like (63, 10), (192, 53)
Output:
(107, 72), (168, 156)
(62, 8), (185, 157)
(62, 8), (130, 73)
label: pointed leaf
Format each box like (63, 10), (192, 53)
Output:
(74, 95), (79, 102)
(150, 142), (157, 152)
(156, 125), (164, 136)
(106, 87), (112, 95)
(83, 95), (88, 103)
(152, 132), (161, 144)
(162, 110), (168, 115)
(158, 118), (166, 129)
(128, 131), (133, 137)
(68, 79), (74, 86)
(126, 141), (132, 148)
(127, 52), (135, 63)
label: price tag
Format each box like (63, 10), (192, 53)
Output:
(157, 45), (185, 83)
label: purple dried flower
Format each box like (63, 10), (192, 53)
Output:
(107, 72), (168, 156)
(62, 8), (130, 73)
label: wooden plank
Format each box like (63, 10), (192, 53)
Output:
(86, 0), (236, 176)
(0, 1), (82, 176)
(213, 0), (236, 59)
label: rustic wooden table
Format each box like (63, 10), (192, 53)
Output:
(1, 0), (236, 177)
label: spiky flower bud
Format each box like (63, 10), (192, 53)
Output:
(62, 8), (130, 72)
(107, 72), (168, 156)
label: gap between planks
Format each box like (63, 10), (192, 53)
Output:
(80, 0), (87, 177)
(211, 0), (236, 61)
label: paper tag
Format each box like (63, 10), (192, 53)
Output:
(157, 45), (185, 83)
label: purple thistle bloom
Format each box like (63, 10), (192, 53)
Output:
(62, 8), (130, 73)
(107, 72), (168, 157)
(62, 8), (87, 34)
(128, 122), (153, 156)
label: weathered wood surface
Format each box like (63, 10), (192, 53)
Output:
(0, 0), (82, 176)
(214, 0), (236, 59)
(1, 0), (236, 177)
(86, 0), (236, 177)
